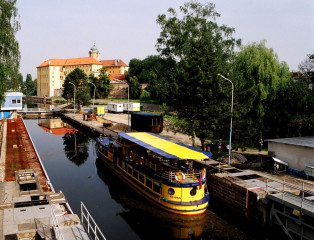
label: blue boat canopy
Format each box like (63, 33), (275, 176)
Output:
(119, 132), (212, 160)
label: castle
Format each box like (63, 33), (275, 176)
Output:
(36, 44), (129, 97)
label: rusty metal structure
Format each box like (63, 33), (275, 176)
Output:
(5, 116), (51, 192)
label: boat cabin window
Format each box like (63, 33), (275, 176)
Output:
(139, 173), (145, 184)
(168, 188), (175, 195)
(127, 165), (133, 175)
(146, 177), (152, 189)
(118, 158), (123, 168)
(190, 186), (197, 196)
(133, 169), (139, 180)
(153, 181), (161, 194)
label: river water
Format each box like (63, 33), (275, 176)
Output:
(24, 117), (266, 240)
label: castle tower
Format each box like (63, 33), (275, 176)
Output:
(89, 43), (100, 61)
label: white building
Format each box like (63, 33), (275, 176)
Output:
(0, 92), (23, 119)
(266, 137), (314, 173)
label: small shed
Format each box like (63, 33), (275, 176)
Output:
(266, 137), (314, 174)
(131, 112), (163, 133)
(107, 102), (123, 113)
(0, 92), (23, 119)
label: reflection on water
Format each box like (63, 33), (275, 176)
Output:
(24, 118), (258, 240)
(95, 158), (206, 240)
(63, 131), (90, 166)
(24, 102), (55, 111)
(38, 119), (76, 135)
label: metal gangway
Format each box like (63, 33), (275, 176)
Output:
(264, 177), (314, 240)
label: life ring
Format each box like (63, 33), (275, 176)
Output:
(201, 168), (206, 180)
(175, 172), (185, 183)
(140, 157), (145, 164)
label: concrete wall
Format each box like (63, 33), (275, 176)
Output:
(268, 142), (314, 171)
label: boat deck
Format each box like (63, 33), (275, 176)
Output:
(5, 117), (51, 192)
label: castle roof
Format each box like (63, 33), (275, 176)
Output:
(37, 57), (103, 68)
(108, 73), (126, 81)
(89, 43), (99, 53)
(101, 59), (128, 67)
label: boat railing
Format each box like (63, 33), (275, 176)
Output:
(132, 155), (166, 172)
(161, 170), (201, 182)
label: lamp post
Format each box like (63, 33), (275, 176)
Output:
(69, 82), (76, 116)
(88, 82), (96, 125)
(218, 74), (234, 166)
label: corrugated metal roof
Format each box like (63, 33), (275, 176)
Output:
(266, 137), (314, 148)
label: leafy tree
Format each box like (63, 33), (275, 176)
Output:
(156, 1), (240, 150)
(17, 73), (24, 91)
(231, 41), (291, 147)
(127, 56), (177, 102)
(128, 58), (144, 82)
(23, 73), (36, 95)
(298, 54), (314, 84)
(0, 0), (20, 104)
(62, 68), (91, 111)
(89, 67), (112, 99)
(126, 75), (141, 99)
(264, 79), (314, 139)
(139, 89), (151, 101)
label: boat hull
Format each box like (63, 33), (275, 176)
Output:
(96, 147), (209, 216)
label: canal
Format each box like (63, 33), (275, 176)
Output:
(24, 117), (265, 240)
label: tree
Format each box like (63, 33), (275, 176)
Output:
(126, 76), (141, 99)
(264, 80), (314, 139)
(298, 54), (314, 84)
(0, 0), (20, 104)
(231, 41), (291, 147)
(89, 67), (112, 99)
(17, 73), (24, 91)
(156, 1), (240, 150)
(127, 56), (177, 102)
(23, 73), (36, 95)
(62, 68), (91, 111)
(128, 58), (144, 82)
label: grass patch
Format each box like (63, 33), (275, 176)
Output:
(54, 100), (67, 104)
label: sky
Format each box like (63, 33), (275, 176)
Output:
(16, 0), (314, 80)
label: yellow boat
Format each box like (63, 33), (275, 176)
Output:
(95, 132), (212, 215)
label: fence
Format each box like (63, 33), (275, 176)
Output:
(81, 202), (107, 240)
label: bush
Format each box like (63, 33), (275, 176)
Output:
(140, 90), (151, 101)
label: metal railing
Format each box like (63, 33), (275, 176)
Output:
(50, 205), (65, 240)
(263, 177), (314, 212)
(81, 202), (106, 240)
(162, 170), (202, 182)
